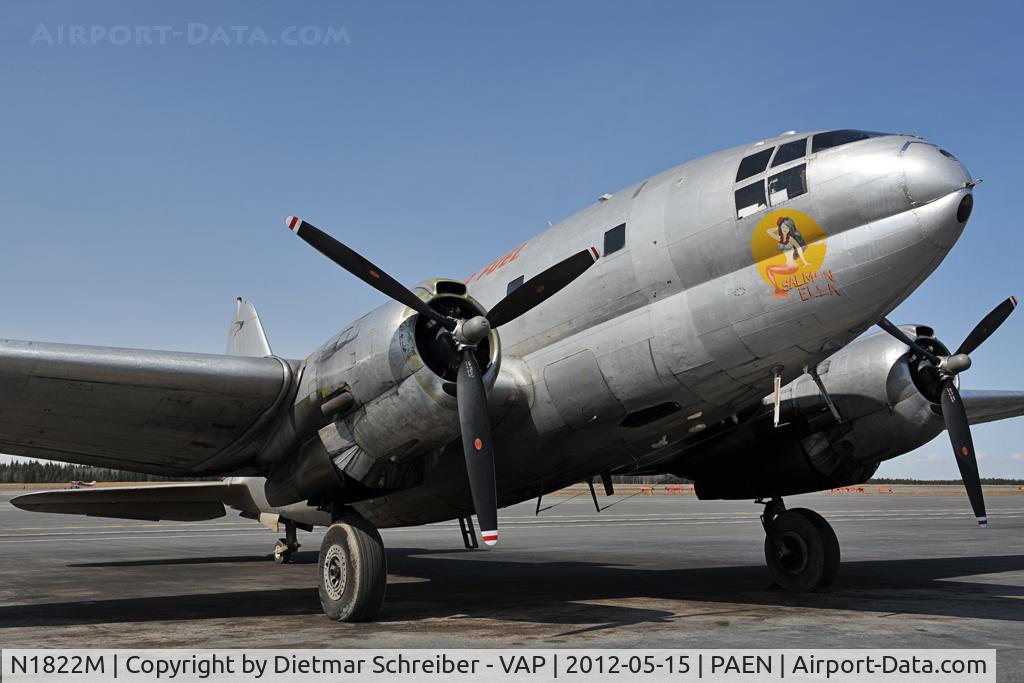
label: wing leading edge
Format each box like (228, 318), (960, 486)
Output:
(961, 390), (1024, 426)
(0, 339), (294, 476)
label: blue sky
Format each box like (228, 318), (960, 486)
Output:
(0, 1), (1021, 478)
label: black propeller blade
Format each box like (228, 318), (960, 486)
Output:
(286, 215), (601, 546)
(877, 296), (1018, 526)
(456, 348), (498, 545)
(877, 317), (940, 364)
(486, 248), (600, 328)
(940, 381), (986, 526)
(955, 296), (1018, 356)
(286, 216), (452, 330)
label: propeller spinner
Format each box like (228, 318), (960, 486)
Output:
(286, 216), (599, 545)
(877, 296), (1018, 526)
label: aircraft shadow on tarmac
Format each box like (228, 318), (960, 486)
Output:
(3, 549), (1023, 629)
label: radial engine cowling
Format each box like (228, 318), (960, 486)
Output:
(678, 327), (947, 500)
(261, 279), (500, 506)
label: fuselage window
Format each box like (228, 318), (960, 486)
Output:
(736, 148), (773, 182)
(771, 138), (806, 167)
(506, 275), (524, 295)
(735, 181), (767, 218)
(811, 129), (889, 153)
(768, 163), (807, 205)
(604, 223), (626, 255)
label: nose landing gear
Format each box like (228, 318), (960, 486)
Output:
(759, 497), (840, 592)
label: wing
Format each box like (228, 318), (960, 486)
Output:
(10, 481), (240, 521)
(961, 390), (1024, 426)
(0, 339), (294, 475)
(11, 477), (332, 528)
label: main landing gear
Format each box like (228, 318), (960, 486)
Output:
(317, 511), (387, 622)
(758, 497), (840, 592)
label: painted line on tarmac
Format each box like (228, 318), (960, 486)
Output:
(4, 511), (1011, 538)
(1, 508), (1019, 533)
(0, 521), (256, 532)
(0, 531), (277, 544)
(3, 511), (1021, 543)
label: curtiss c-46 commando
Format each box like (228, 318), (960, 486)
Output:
(7, 129), (1022, 621)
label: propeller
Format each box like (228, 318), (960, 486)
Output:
(877, 295), (1018, 526)
(286, 216), (599, 544)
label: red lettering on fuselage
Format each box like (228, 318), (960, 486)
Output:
(465, 242), (528, 284)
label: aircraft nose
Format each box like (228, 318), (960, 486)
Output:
(902, 142), (972, 207)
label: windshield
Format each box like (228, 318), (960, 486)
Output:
(811, 129), (890, 153)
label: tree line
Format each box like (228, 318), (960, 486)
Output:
(1, 461), (1019, 486)
(0, 461), (212, 484)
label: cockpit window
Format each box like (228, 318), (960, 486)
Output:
(736, 148), (773, 182)
(771, 138), (806, 167)
(811, 129), (888, 153)
(735, 181), (767, 218)
(768, 164), (807, 205)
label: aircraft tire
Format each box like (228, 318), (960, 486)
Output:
(764, 508), (838, 592)
(791, 507), (840, 589)
(274, 538), (292, 564)
(318, 515), (387, 622)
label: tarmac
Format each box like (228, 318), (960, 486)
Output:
(1, 487), (1022, 677)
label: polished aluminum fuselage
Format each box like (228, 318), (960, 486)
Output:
(333, 131), (973, 527)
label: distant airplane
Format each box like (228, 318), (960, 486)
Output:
(6, 129), (1022, 622)
(67, 480), (96, 489)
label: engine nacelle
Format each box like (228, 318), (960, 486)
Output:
(675, 327), (946, 499)
(260, 279), (501, 505)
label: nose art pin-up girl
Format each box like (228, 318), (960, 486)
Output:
(766, 216), (810, 299)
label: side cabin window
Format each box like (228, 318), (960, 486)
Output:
(736, 148), (773, 182)
(735, 182), (767, 218)
(767, 164), (807, 204)
(811, 129), (889, 153)
(604, 223), (626, 255)
(771, 138), (806, 167)
(506, 275), (524, 295)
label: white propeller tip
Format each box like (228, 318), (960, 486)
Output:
(481, 531), (498, 546)
(286, 215), (302, 233)
(977, 517), (988, 527)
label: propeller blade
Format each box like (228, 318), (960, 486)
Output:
(486, 247), (599, 329)
(955, 296), (1018, 356)
(940, 380), (987, 526)
(456, 348), (498, 545)
(286, 216), (452, 329)
(877, 317), (941, 365)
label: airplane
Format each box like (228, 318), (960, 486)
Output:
(6, 128), (1024, 622)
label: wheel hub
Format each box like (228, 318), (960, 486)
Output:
(323, 544), (348, 601)
(776, 531), (809, 575)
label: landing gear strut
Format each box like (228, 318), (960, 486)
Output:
(758, 497), (840, 592)
(273, 520), (301, 564)
(318, 511), (387, 622)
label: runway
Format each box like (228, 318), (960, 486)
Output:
(1, 487), (1022, 674)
